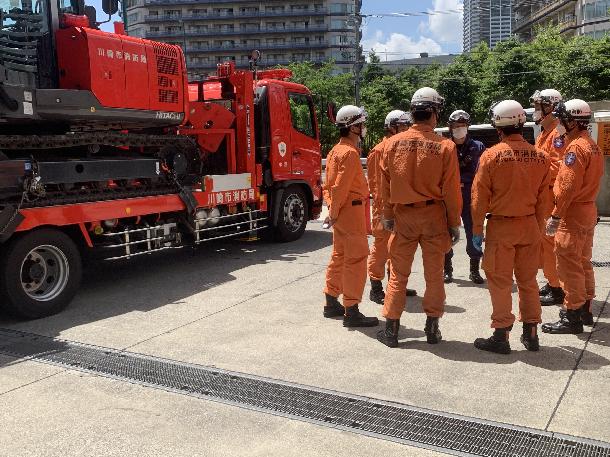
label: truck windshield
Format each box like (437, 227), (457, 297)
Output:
(57, 0), (80, 14)
(0, 0), (46, 28)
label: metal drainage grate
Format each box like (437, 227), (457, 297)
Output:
(592, 261), (610, 268)
(1, 329), (609, 457)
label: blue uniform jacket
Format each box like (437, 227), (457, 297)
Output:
(457, 137), (485, 185)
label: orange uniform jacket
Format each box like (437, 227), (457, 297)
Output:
(323, 137), (369, 220)
(536, 119), (568, 186)
(552, 131), (605, 219)
(471, 134), (551, 235)
(380, 124), (462, 227)
(367, 137), (387, 219)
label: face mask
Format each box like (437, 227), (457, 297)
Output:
(556, 123), (567, 136)
(360, 126), (367, 139)
(532, 110), (543, 123)
(452, 127), (468, 140)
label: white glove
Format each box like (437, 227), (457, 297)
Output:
(382, 218), (395, 232)
(449, 226), (461, 246)
(322, 216), (335, 229)
(546, 217), (560, 236)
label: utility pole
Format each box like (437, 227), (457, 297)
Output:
(351, 0), (364, 105)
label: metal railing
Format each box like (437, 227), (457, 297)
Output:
(144, 9), (331, 22)
(514, 0), (577, 31)
(187, 57), (336, 70)
(146, 25), (335, 38)
(184, 41), (329, 53)
(145, 0), (288, 5)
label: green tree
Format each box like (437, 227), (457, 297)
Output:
(362, 50), (386, 84)
(288, 61), (353, 156)
(285, 29), (610, 153)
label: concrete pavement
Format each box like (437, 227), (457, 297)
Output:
(0, 215), (609, 456)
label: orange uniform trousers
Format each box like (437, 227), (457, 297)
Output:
(541, 187), (561, 287)
(555, 202), (597, 310)
(324, 202), (369, 308)
(367, 214), (391, 281)
(382, 202), (450, 320)
(482, 216), (542, 328)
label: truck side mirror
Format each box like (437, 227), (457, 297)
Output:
(102, 0), (118, 16)
(84, 5), (97, 28)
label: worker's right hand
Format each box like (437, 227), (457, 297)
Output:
(545, 217), (560, 237)
(449, 226), (461, 246)
(381, 218), (395, 232)
(322, 216), (335, 229)
(472, 234), (484, 253)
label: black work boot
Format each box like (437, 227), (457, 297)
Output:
(377, 319), (400, 348)
(540, 286), (565, 306)
(521, 323), (540, 352)
(444, 257), (453, 284)
(541, 309), (583, 334)
(559, 301), (594, 327)
(580, 300), (594, 326)
(539, 283), (552, 296)
(424, 317), (442, 344)
(323, 294), (344, 318)
(474, 327), (512, 354)
(343, 304), (379, 328)
(369, 279), (385, 305)
(469, 258), (485, 284)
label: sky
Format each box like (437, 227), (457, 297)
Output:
(361, 0), (464, 61)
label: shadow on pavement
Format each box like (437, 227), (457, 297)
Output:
(403, 296), (466, 314)
(401, 339), (610, 371)
(449, 278), (489, 290)
(0, 229), (333, 369)
(345, 322), (426, 340)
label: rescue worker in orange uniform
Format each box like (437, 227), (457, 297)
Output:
(542, 99), (605, 334)
(322, 105), (379, 328)
(530, 89), (568, 306)
(376, 87), (462, 348)
(368, 110), (417, 304)
(472, 100), (551, 354)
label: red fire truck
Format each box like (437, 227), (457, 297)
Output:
(0, 0), (322, 318)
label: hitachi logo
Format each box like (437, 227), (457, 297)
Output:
(155, 112), (183, 120)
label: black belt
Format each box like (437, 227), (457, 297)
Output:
(351, 200), (363, 206)
(404, 199), (437, 208)
(486, 214), (534, 220)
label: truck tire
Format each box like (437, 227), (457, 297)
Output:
(0, 229), (82, 319)
(274, 186), (308, 242)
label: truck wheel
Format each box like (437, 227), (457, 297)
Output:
(274, 186), (308, 242)
(0, 229), (82, 319)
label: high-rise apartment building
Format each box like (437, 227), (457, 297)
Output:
(124, 0), (362, 79)
(463, 0), (514, 52)
(514, 0), (610, 41)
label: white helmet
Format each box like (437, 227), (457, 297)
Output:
(335, 105), (367, 128)
(530, 89), (563, 107)
(489, 100), (527, 128)
(448, 110), (471, 124)
(396, 111), (413, 126)
(555, 99), (592, 123)
(384, 110), (406, 129)
(410, 87), (445, 113)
